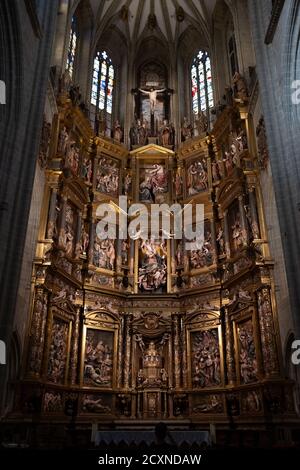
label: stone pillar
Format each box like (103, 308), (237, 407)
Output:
(46, 188), (58, 239)
(168, 332), (173, 389)
(70, 305), (81, 385)
(225, 307), (236, 385)
(257, 287), (280, 377)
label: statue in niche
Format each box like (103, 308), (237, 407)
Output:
(233, 72), (248, 102)
(181, 117), (193, 141)
(176, 240), (184, 267)
(194, 110), (208, 136)
(57, 126), (69, 156)
(256, 116), (269, 169)
(65, 140), (79, 175)
(134, 118), (148, 146)
(231, 216), (246, 251)
(121, 239), (129, 264)
(129, 122), (138, 146)
(216, 226), (225, 255)
(123, 172), (132, 195)
(113, 120), (123, 143)
(139, 87), (166, 114)
(159, 119), (171, 147)
(212, 161), (221, 182)
(82, 156), (92, 184)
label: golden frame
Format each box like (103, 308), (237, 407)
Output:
(80, 323), (118, 390)
(187, 323), (224, 390)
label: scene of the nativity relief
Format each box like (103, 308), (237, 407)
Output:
(2, 0), (300, 447)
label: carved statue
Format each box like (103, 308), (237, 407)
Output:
(181, 116), (193, 141)
(159, 119), (170, 147)
(139, 87), (165, 114)
(195, 111), (208, 135)
(113, 120), (123, 143)
(233, 72), (248, 102)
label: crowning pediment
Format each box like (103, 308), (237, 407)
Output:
(130, 143), (175, 157)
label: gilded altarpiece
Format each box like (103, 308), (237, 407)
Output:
(17, 89), (297, 434)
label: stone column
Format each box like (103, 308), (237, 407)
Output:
(225, 307), (236, 385)
(70, 305), (81, 385)
(257, 287), (280, 377)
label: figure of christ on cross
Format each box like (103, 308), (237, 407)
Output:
(139, 87), (166, 114)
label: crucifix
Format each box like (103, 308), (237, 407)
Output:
(138, 87), (166, 114)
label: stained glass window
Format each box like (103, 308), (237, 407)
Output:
(191, 50), (214, 119)
(91, 51), (115, 134)
(66, 16), (78, 79)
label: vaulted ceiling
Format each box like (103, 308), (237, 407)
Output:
(86, 0), (217, 47)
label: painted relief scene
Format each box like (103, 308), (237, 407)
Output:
(139, 162), (168, 204)
(237, 319), (258, 384)
(228, 201), (247, 253)
(47, 318), (69, 384)
(96, 156), (120, 197)
(83, 329), (114, 387)
(186, 157), (208, 195)
(93, 234), (116, 271)
(189, 220), (214, 270)
(191, 329), (221, 388)
(138, 239), (167, 292)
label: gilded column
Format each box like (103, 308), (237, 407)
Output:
(124, 314), (132, 389)
(238, 195), (249, 245)
(223, 210), (231, 258)
(180, 315), (188, 388)
(168, 330), (173, 388)
(248, 187), (260, 239)
(225, 307), (236, 385)
(117, 316), (125, 388)
(75, 210), (82, 258)
(173, 314), (181, 389)
(88, 218), (96, 263)
(27, 287), (48, 377)
(46, 188), (58, 239)
(58, 196), (67, 248)
(257, 287), (280, 377)
(70, 305), (81, 385)
(210, 218), (218, 264)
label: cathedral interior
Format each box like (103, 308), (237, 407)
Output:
(1, 0), (300, 450)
